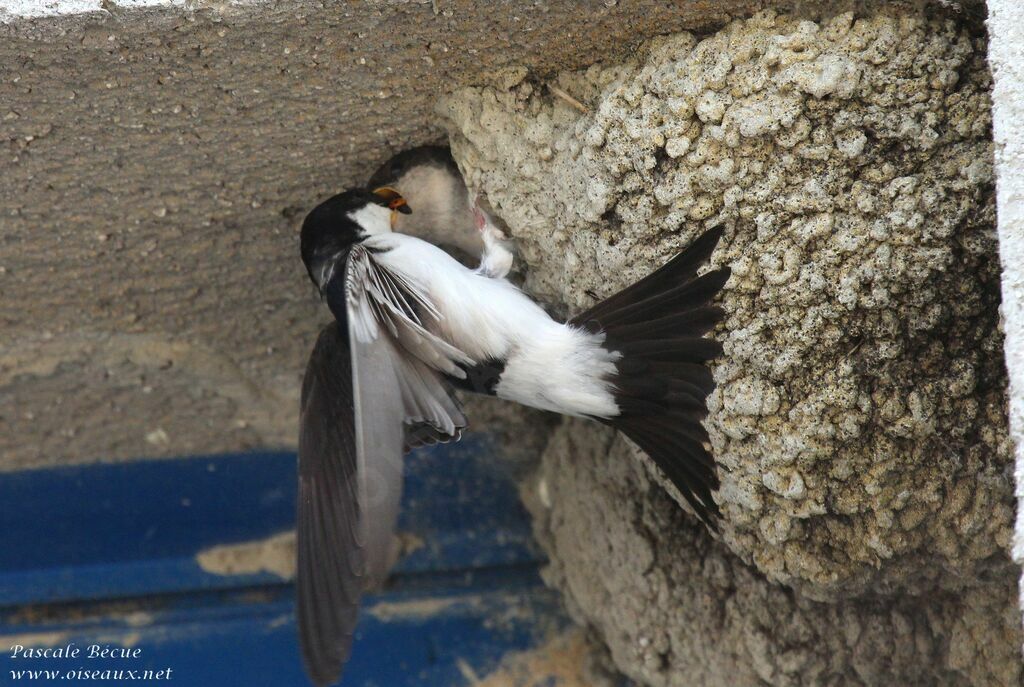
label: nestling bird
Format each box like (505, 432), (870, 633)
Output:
(367, 145), (514, 278)
(296, 187), (729, 686)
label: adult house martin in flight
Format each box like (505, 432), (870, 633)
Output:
(296, 187), (729, 685)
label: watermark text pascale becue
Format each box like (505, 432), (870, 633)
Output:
(8, 644), (173, 681)
(11, 644), (142, 660)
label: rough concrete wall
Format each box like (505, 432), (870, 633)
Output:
(0, 0), (765, 470)
(986, 0), (1024, 631)
(442, 7), (1020, 685)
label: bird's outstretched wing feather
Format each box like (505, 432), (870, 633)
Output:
(297, 248), (470, 686)
(297, 322), (366, 687)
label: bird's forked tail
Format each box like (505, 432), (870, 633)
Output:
(571, 227), (730, 527)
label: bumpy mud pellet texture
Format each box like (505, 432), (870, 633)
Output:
(442, 8), (1011, 599)
(442, 8), (1020, 685)
(524, 421), (1021, 687)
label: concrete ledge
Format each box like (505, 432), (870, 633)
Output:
(0, 0), (761, 468)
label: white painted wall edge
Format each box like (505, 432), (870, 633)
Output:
(0, 0), (413, 21)
(1, 0), (183, 19)
(987, 0), (1024, 626)
(0, 0), (278, 20)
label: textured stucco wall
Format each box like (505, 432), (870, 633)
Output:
(442, 6), (1021, 684)
(0, 0), (763, 470)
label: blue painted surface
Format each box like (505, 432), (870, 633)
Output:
(1, 581), (567, 686)
(0, 440), (574, 686)
(0, 437), (538, 607)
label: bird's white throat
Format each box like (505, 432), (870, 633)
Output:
(347, 204), (393, 237)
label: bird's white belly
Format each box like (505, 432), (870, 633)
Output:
(371, 233), (620, 418)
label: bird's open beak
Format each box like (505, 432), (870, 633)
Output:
(373, 186), (412, 214)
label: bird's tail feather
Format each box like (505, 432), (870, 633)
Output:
(571, 227), (729, 527)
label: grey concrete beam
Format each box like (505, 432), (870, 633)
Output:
(0, 0), (762, 469)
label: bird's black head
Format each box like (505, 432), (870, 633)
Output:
(300, 188), (411, 291)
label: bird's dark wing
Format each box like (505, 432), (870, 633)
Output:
(297, 248), (470, 686)
(297, 322), (368, 687)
